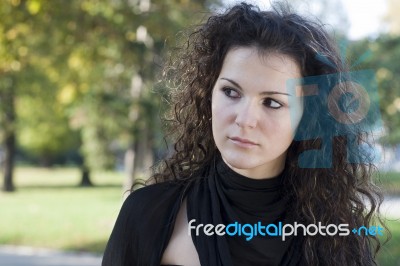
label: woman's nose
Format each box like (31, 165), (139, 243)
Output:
(234, 101), (258, 128)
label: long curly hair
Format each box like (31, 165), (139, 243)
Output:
(149, 2), (388, 265)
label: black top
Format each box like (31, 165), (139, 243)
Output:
(102, 158), (303, 266)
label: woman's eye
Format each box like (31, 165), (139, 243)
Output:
(222, 87), (240, 98)
(264, 98), (282, 109)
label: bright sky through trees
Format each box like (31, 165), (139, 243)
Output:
(223, 0), (388, 40)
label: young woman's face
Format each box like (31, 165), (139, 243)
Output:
(211, 47), (303, 179)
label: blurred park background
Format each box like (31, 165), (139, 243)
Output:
(1, 0), (400, 265)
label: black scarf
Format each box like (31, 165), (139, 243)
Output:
(102, 157), (303, 266)
(187, 158), (303, 266)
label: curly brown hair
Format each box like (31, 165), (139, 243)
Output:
(149, 2), (388, 265)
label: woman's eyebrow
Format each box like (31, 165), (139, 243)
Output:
(220, 77), (292, 96)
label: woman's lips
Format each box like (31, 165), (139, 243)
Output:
(229, 137), (258, 148)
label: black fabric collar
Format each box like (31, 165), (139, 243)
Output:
(216, 159), (285, 217)
(217, 158), (283, 190)
(187, 156), (303, 266)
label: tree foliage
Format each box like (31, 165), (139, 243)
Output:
(348, 35), (400, 145)
(1, 0), (219, 189)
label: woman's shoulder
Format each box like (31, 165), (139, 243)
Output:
(102, 181), (186, 266)
(126, 181), (183, 200)
(121, 181), (185, 214)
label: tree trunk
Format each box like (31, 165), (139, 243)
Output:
(3, 132), (15, 192)
(80, 165), (93, 187)
(123, 74), (154, 196)
(123, 144), (135, 193)
(79, 155), (93, 187)
(132, 125), (153, 181)
(123, 123), (154, 196)
(2, 78), (16, 192)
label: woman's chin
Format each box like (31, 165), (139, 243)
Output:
(221, 155), (258, 171)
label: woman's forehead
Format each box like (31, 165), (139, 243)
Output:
(220, 47), (302, 80)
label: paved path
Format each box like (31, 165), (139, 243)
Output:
(377, 196), (400, 220)
(0, 246), (102, 266)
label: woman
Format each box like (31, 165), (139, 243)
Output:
(102, 3), (386, 265)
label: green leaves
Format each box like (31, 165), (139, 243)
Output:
(348, 35), (400, 145)
(0, 0), (219, 167)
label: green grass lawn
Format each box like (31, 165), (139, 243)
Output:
(0, 167), (127, 254)
(0, 167), (399, 265)
(378, 171), (400, 195)
(378, 219), (400, 266)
